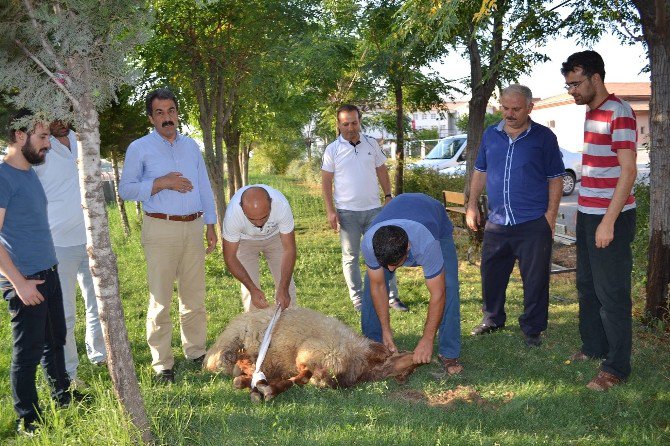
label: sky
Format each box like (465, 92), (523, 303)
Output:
(433, 33), (649, 101)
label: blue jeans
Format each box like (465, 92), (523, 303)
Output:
(361, 235), (461, 358)
(1, 266), (70, 425)
(55, 244), (107, 379)
(337, 208), (398, 305)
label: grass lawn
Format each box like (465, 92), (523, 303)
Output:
(1, 173), (668, 445)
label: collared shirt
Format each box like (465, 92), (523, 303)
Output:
(119, 130), (216, 224)
(321, 134), (387, 211)
(361, 194), (453, 280)
(222, 184), (294, 242)
(474, 120), (565, 225)
(579, 94), (637, 214)
(33, 130), (87, 247)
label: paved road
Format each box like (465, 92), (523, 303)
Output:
(557, 186), (579, 237)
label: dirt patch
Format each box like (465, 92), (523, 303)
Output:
(391, 386), (514, 410)
(552, 243), (576, 269)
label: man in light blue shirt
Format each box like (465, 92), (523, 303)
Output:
(119, 88), (217, 384)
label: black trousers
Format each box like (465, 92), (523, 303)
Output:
(1, 265), (70, 425)
(480, 216), (553, 335)
(576, 209), (636, 379)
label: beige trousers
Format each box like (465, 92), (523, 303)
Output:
(141, 215), (207, 372)
(237, 234), (297, 312)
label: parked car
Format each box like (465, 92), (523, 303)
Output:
(430, 137), (582, 196)
(408, 134), (467, 171)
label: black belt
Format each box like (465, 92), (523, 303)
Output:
(145, 211), (203, 222)
(25, 264), (58, 280)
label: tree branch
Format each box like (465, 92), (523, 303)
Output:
(22, 0), (67, 73)
(13, 38), (80, 109)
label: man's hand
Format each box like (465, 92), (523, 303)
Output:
(160, 172), (193, 193)
(275, 288), (291, 310)
(250, 287), (269, 309)
(327, 210), (339, 232)
(412, 336), (434, 364)
(205, 225), (217, 254)
(544, 212), (557, 238)
(465, 205), (480, 232)
(595, 220), (615, 248)
(16, 279), (45, 306)
(382, 330), (397, 353)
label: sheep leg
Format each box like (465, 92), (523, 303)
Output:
(232, 353), (256, 389)
(256, 364), (313, 401)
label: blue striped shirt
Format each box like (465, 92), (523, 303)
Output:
(119, 130), (216, 224)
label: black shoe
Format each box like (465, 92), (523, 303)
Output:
(16, 418), (39, 437)
(389, 298), (409, 311)
(56, 388), (89, 408)
(192, 355), (206, 365)
(470, 323), (504, 336)
(156, 369), (175, 384)
(524, 333), (542, 347)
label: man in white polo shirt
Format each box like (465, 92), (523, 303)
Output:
(33, 120), (107, 388)
(321, 104), (405, 312)
(223, 185), (297, 311)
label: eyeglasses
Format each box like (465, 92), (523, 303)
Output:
(564, 78), (588, 91)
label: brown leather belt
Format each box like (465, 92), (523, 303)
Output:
(145, 211), (203, 222)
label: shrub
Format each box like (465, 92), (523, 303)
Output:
(632, 182), (650, 289)
(400, 165), (466, 201)
(286, 156), (322, 185)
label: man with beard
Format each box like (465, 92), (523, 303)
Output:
(466, 84), (565, 347)
(0, 109), (79, 435)
(561, 51), (637, 391)
(34, 120), (107, 389)
(321, 104), (405, 313)
(119, 89), (217, 384)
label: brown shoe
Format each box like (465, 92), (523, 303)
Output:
(438, 355), (463, 375)
(586, 370), (623, 391)
(569, 351), (591, 362)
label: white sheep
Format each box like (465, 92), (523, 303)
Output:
(204, 306), (421, 401)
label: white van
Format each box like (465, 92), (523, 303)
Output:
(408, 134), (467, 171)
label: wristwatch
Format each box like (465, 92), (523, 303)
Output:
(384, 194), (393, 198)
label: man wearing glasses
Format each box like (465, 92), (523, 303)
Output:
(119, 88), (218, 384)
(321, 104), (405, 312)
(561, 51), (637, 391)
(222, 185), (296, 312)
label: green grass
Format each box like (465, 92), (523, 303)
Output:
(1, 173), (669, 445)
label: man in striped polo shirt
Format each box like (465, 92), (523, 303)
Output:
(561, 50), (638, 391)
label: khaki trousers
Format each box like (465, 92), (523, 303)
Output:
(237, 234), (297, 312)
(141, 215), (207, 372)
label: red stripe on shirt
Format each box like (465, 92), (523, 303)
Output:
(582, 153), (620, 167)
(611, 116), (637, 131)
(579, 194), (635, 209)
(585, 132), (612, 146)
(581, 176), (620, 188)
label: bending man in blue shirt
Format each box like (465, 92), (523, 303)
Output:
(119, 88), (218, 384)
(360, 193), (462, 374)
(466, 84), (565, 347)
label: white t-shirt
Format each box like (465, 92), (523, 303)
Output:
(33, 131), (87, 247)
(321, 134), (387, 211)
(222, 184), (294, 242)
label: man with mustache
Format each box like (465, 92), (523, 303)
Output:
(119, 88), (217, 384)
(0, 109), (80, 435)
(561, 51), (637, 391)
(33, 120), (107, 390)
(466, 84), (565, 347)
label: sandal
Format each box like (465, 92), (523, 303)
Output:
(586, 370), (623, 391)
(438, 355), (463, 375)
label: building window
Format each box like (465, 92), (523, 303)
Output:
(413, 113), (419, 120)
(548, 120), (555, 128)
(640, 126), (646, 134)
(422, 113), (427, 119)
(431, 113), (437, 119)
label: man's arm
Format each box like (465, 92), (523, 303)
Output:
(0, 209), (44, 306)
(276, 231), (297, 309)
(367, 266), (396, 352)
(321, 170), (339, 231)
(413, 272), (446, 364)
(375, 164), (393, 205)
(465, 170), (487, 231)
(545, 176), (563, 236)
(222, 239), (269, 309)
(596, 149), (637, 248)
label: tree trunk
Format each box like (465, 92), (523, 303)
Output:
(393, 80), (404, 195)
(110, 149), (130, 237)
(135, 201), (141, 216)
(76, 104), (153, 444)
(223, 117), (242, 199)
(635, 0), (670, 321)
(239, 142), (250, 186)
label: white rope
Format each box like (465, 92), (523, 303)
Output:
(251, 305), (282, 389)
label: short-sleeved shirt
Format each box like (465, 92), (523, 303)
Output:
(361, 193), (453, 280)
(222, 185), (294, 242)
(579, 94), (637, 214)
(33, 130), (87, 247)
(0, 162), (57, 276)
(321, 134), (387, 211)
(474, 120), (565, 225)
